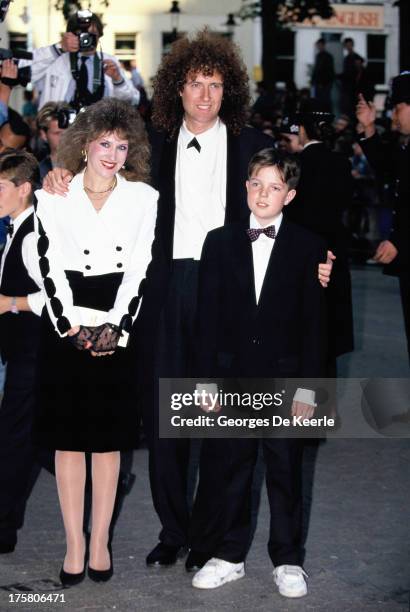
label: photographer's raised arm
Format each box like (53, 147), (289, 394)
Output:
(0, 59), (17, 115)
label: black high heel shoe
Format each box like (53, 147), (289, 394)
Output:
(88, 544), (113, 583)
(59, 539), (88, 588)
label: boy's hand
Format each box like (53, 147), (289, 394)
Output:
(0, 294), (12, 315)
(199, 393), (221, 413)
(42, 168), (73, 196)
(373, 240), (398, 264)
(318, 250), (335, 288)
(291, 401), (315, 419)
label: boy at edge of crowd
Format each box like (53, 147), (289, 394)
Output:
(0, 150), (44, 553)
(191, 148), (327, 598)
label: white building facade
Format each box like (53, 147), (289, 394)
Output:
(3, 1), (400, 105)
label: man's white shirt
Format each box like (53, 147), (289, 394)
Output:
(174, 118), (227, 260)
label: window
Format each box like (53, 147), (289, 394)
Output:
(276, 29), (295, 83)
(367, 34), (386, 84)
(8, 32), (28, 53)
(114, 33), (137, 59)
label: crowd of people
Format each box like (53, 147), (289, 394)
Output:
(0, 8), (409, 602)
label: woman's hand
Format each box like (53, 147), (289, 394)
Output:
(42, 168), (73, 196)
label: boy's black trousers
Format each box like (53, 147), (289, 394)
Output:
(0, 354), (38, 546)
(189, 437), (305, 566)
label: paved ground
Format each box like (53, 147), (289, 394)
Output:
(0, 265), (409, 612)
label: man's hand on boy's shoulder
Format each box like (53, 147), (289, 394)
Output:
(318, 250), (336, 288)
(291, 400), (315, 419)
(42, 167), (73, 196)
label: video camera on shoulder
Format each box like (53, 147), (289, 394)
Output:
(0, 48), (32, 87)
(76, 9), (97, 51)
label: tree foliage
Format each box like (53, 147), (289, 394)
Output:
(239, 0), (334, 86)
(55, 1), (110, 21)
(240, 0), (333, 24)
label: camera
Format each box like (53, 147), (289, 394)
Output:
(57, 107), (77, 129)
(76, 10), (97, 51)
(0, 48), (32, 87)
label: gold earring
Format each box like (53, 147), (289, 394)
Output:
(82, 149), (88, 163)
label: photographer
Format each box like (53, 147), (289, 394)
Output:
(0, 60), (31, 154)
(36, 102), (71, 180)
(31, 10), (138, 110)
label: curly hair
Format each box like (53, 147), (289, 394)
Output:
(57, 98), (150, 182)
(152, 29), (250, 137)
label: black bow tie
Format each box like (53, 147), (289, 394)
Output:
(6, 223), (14, 238)
(246, 225), (276, 242)
(187, 137), (201, 153)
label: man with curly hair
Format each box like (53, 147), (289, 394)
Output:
(134, 29), (274, 574)
(43, 28), (331, 581)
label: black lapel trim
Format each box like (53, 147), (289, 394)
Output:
(158, 134), (178, 262)
(257, 218), (295, 309)
(226, 131), (241, 225)
(231, 220), (257, 307)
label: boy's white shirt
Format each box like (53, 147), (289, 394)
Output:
(0, 206), (45, 316)
(197, 212), (316, 408)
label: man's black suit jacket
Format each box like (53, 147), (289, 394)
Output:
(360, 133), (410, 277)
(195, 218), (327, 381)
(285, 142), (354, 358)
(135, 125), (273, 366)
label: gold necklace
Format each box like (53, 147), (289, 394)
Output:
(83, 174), (117, 196)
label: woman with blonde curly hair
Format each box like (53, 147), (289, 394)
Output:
(33, 97), (157, 586)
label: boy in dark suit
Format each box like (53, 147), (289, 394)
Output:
(0, 150), (43, 553)
(191, 149), (327, 597)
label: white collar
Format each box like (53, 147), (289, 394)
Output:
(180, 118), (222, 148)
(250, 211), (283, 231)
(9, 205), (34, 235)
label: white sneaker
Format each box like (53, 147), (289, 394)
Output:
(192, 557), (245, 589)
(273, 564), (308, 598)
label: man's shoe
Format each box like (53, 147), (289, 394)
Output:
(146, 543), (183, 567)
(0, 532), (17, 554)
(185, 550), (211, 572)
(192, 558), (245, 589)
(0, 539), (16, 554)
(273, 565), (308, 598)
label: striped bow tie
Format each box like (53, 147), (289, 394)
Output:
(246, 225), (276, 242)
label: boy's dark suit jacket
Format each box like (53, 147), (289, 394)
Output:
(134, 125), (273, 372)
(195, 217), (327, 381)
